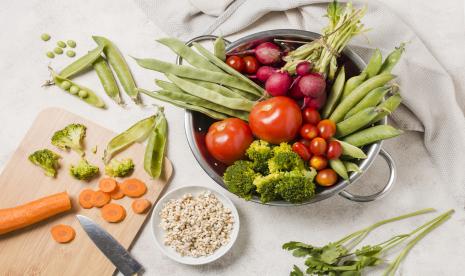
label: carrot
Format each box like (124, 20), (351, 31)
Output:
(99, 178), (117, 193)
(79, 189), (95, 209)
(120, 178), (147, 198)
(110, 184), (125, 200)
(92, 190), (111, 208)
(0, 192), (72, 235)
(51, 224), (76, 243)
(101, 203), (126, 223)
(131, 198), (152, 214)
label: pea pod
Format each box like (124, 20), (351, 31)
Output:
(330, 73), (395, 123)
(379, 43), (406, 74)
(321, 67), (345, 118)
(342, 72), (367, 99)
(329, 159), (349, 180)
(144, 110), (167, 179)
(93, 56), (122, 105)
(344, 161), (362, 173)
(103, 115), (157, 164)
(345, 86), (389, 119)
(214, 36), (226, 61)
(342, 125), (403, 147)
(59, 46), (104, 79)
(333, 139), (367, 159)
(336, 107), (382, 137)
(369, 93), (402, 124)
(93, 36), (139, 104)
(362, 49), (382, 78)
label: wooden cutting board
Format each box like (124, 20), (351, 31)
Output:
(0, 107), (173, 276)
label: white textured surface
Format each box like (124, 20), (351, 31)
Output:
(0, 0), (464, 275)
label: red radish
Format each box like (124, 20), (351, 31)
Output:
(254, 42), (282, 65)
(297, 73), (326, 98)
(265, 71), (292, 97)
(289, 76), (304, 99)
(302, 93), (327, 110)
(256, 66), (277, 82)
(296, 61), (313, 76)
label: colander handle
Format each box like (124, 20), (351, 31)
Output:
(176, 35), (231, 65)
(339, 148), (396, 202)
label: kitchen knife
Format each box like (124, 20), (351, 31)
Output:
(76, 215), (143, 276)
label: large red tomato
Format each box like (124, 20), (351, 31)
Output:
(249, 96), (302, 144)
(205, 118), (253, 164)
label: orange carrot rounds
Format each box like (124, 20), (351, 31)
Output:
(92, 190), (111, 208)
(101, 203), (126, 223)
(51, 224), (76, 243)
(120, 178), (147, 198)
(131, 199), (152, 214)
(110, 184), (125, 200)
(99, 178), (117, 193)
(79, 189), (95, 209)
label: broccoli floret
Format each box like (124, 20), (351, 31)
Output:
(51, 123), (86, 156)
(268, 142), (305, 173)
(223, 160), (258, 200)
(254, 173), (281, 203)
(105, 158), (134, 177)
(70, 159), (99, 180)
(246, 140), (273, 174)
(28, 149), (61, 177)
(275, 169), (317, 203)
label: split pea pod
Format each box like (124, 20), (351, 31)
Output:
(321, 67), (345, 118)
(59, 46), (104, 79)
(144, 110), (167, 179)
(329, 159), (349, 180)
(379, 43), (406, 74)
(369, 93), (402, 124)
(345, 87), (389, 119)
(134, 57), (261, 95)
(330, 73), (395, 123)
(336, 107), (381, 137)
(362, 49), (382, 78)
(333, 139), (367, 159)
(342, 125), (403, 147)
(93, 56), (122, 105)
(344, 161), (361, 173)
(166, 74), (254, 111)
(342, 72), (367, 99)
(214, 36), (226, 61)
(93, 36), (139, 104)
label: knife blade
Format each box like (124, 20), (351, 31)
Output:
(76, 215), (143, 276)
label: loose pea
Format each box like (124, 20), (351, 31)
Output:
(54, 47), (63, 55)
(57, 41), (66, 48)
(46, 52), (55, 59)
(41, 33), (51, 41)
(69, 85), (80, 94)
(60, 81), (71, 90)
(66, 50), (76, 57)
(67, 40), (76, 48)
(78, 90), (89, 98)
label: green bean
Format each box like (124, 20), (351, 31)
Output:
(362, 49), (382, 78)
(192, 42), (265, 96)
(333, 139), (367, 159)
(342, 125), (403, 147)
(343, 161), (361, 173)
(67, 40), (76, 48)
(321, 67), (345, 118)
(336, 107), (381, 137)
(134, 57), (260, 95)
(46, 52), (55, 59)
(41, 33), (51, 41)
(69, 85), (79, 94)
(342, 72), (367, 99)
(93, 36), (139, 104)
(189, 79), (248, 99)
(54, 47), (63, 55)
(66, 50), (76, 57)
(345, 87), (389, 119)
(379, 43), (406, 74)
(228, 87), (260, 101)
(214, 36), (226, 61)
(144, 110), (167, 179)
(329, 73), (395, 123)
(78, 90), (88, 98)
(57, 41), (66, 48)
(51, 71), (105, 109)
(103, 115), (157, 164)
(157, 37), (220, 72)
(329, 159), (349, 180)
(369, 93), (402, 124)
(59, 46), (104, 79)
(93, 56), (122, 105)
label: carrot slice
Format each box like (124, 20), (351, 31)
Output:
(92, 191), (111, 208)
(79, 189), (95, 209)
(99, 178), (117, 193)
(131, 199), (152, 214)
(51, 224), (76, 243)
(120, 178), (147, 198)
(101, 203), (126, 223)
(110, 184), (125, 200)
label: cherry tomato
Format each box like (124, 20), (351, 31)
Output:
(309, 155), (328, 170)
(327, 140), (342, 160)
(243, 56), (259, 74)
(303, 107), (321, 125)
(299, 138), (311, 148)
(300, 124), (319, 140)
(226, 56), (245, 72)
(249, 96), (302, 144)
(309, 137), (327, 156)
(316, 169), (338, 186)
(205, 118), (253, 164)
(292, 142), (311, 161)
(317, 119), (336, 139)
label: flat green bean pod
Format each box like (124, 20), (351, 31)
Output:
(93, 36), (140, 104)
(343, 161), (362, 173)
(321, 67), (345, 118)
(342, 72), (367, 99)
(379, 43), (406, 74)
(362, 49), (382, 78)
(333, 139), (367, 159)
(345, 86), (389, 119)
(336, 107), (381, 137)
(93, 56), (122, 105)
(188, 79), (247, 99)
(144, 110), (167, 179)
(213, 36), (226, 61)
(329, 159), (349, 180)
(342, 125), (403, 147)
(228, 87), (260, 101)
(59, 46), (104, 79)
(103, 115), (157, 164)
(369, 93), (402, 124)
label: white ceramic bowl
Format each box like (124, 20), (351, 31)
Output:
(151, 185), (240, 265)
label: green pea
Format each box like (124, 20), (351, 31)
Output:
(57, 41), (66, 48)
(54, 47), (63, 55)
(66, 50), (76, 57)
(41, 33), (51, 41)
(67, 40), (76, 48)
(60, 81), (71, 90)
(78, 90), (89, 98)
(69, 85), (80, 94)
(46, 52), (55, 59)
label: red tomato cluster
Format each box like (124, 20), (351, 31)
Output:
(226, 55), (259, 74)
